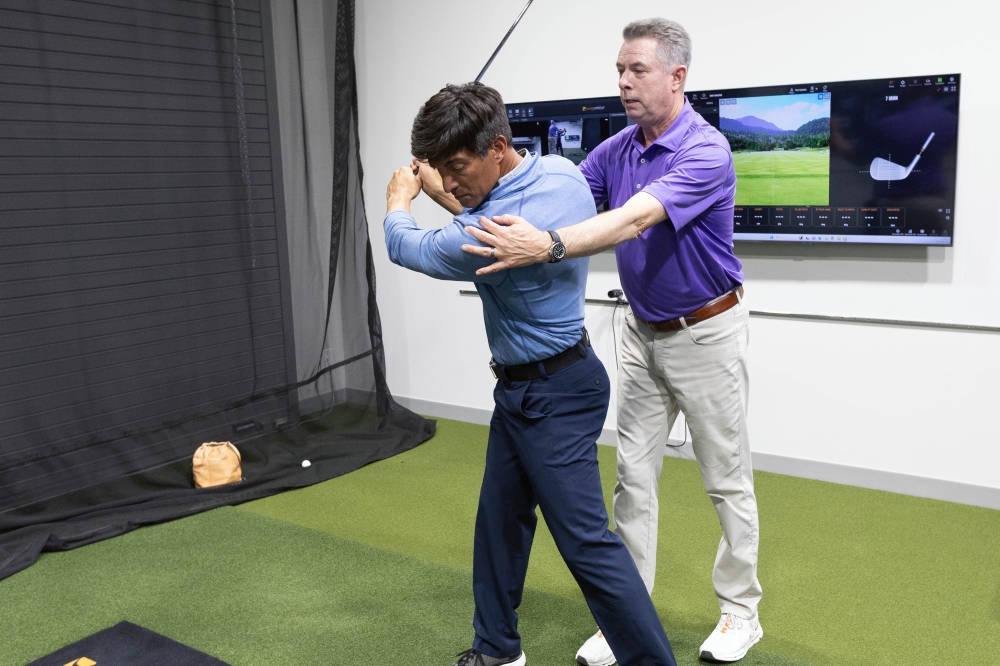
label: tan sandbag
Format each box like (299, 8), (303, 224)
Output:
(192, 441), (243, 488)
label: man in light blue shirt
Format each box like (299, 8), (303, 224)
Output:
(384, 82), (676, 666)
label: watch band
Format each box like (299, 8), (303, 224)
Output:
(547, 229), (566, 263)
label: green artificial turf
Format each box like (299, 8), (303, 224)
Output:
(733, 149), (830, 206)
(2, 417), (998, 666)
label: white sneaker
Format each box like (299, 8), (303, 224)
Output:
(698, 613), (763, 662)
(575, 630), (616, 666)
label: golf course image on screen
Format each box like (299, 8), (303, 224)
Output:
(720, 93), (831, 205)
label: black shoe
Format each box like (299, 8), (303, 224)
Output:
(452, 648), (526, 666)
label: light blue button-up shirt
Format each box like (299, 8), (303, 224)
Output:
(384, 152), (596, 365)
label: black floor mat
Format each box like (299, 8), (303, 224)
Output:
(26, 621), (230, 666)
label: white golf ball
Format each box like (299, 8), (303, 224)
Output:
(301, 459), (312, 468)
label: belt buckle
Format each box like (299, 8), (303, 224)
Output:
(489, 358), (504, 381)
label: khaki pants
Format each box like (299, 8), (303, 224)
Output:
(613, 296), (762, 619)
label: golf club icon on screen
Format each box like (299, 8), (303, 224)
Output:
(870, 132), (935, 181)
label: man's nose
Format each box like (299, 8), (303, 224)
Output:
(443, 177), (459, 193)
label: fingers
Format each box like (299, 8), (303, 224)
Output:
(460, 243), (494, 258)
(477, 215), (498, 233)
(479, 216), (516, 235)
(475, 260), (510, 275)
(490, 214), (522, 227)
(464, 225), (495, 245)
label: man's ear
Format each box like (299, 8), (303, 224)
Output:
(491, 136), (508, 162)
(671, 65), (688, 92)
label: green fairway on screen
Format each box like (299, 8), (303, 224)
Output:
(719, 93), (831, 206)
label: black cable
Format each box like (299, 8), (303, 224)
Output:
(665, 420), (687, 449)
(607, 289), (626, 371)
(611, 301), (620, 370)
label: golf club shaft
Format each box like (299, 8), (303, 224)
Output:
(412, 1), (534, 175)
(907, 132), (936, 172)
(475, 0), (535, 82)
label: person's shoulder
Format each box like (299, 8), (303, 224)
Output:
(530, 156), (596, 213)
(685, 111), (731, 153)
(601, 124), (637, 153)
(538, 154), (586, 180)
(536, 155), (593, 194)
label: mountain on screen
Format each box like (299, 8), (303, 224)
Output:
(794, 117), (830, 135)
(720, 116), (789, 134)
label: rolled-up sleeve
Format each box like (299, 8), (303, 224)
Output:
(642, 144), (732, 232)
(383, 210), (502, 284)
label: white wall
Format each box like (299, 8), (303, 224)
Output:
(355, 0), (1000, 493)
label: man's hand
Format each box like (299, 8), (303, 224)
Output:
(460, 192), (668, 275)
(386, 165), (422, 214)
(412, 159), (463, 215)
(462, 215), (551, 275)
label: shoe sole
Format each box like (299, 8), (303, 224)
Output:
(576, 656), (615, 666)
(699, 624), (763, 663)
(576, 655), (618, 666)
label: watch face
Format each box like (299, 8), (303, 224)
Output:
(551, 242), (567, 261)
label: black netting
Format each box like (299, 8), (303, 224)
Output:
(0, 0), (434, 581)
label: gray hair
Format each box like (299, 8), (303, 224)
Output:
(622, 18), (692, 71)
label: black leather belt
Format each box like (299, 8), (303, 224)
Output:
(490, 330), (590, 383)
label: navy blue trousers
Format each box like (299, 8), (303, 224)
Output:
(471, 347), (676, 666)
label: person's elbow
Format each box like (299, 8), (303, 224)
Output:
(621, 193), (667, 241)
(386, 245), (404, 267)
(382, 229), (407, 267)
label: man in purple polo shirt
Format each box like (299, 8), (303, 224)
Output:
(457, 18), (763, 665)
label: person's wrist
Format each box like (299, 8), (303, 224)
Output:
(386, 196), (411, 213)
(539, 229), (554, 261)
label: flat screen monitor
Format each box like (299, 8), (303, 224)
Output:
(505, 73), (960, 246)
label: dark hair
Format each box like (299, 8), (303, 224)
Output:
(410, 82), (513, 164)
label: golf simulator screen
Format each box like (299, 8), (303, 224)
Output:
(505, 73), (960, 246)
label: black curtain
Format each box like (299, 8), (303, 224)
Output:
(0, 0), (434, 581)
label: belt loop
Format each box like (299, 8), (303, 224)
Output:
(537, 361), (549, 380)
(735, 287), (743, 304)
(678, 316), (690, 330)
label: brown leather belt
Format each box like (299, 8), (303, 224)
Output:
(641, 286), (744, 333)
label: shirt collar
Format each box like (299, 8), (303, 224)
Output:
(473, 150), (536, 212)
(630, 99), (697, 154)
(497, 149), (530, 187)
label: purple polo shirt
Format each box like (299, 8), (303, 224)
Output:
(579, 100), (743, 321)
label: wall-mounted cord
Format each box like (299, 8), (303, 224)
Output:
(604, 289), (687, 450)
(665, 420), (687, 449)
(608, 289), (626, 370)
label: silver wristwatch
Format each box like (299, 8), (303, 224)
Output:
(547, 230), (566, 263)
